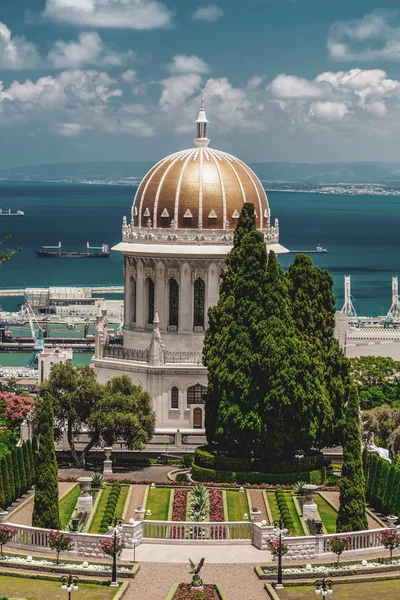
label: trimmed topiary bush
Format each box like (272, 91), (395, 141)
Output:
(191, 463), (326, 485)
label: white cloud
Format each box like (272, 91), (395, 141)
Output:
(47, 32), (135, 68)
(270, 74), (326, 99)
(192, 5), (224, 22)
(167, 55), (209, 75)
(309, 101), (349, 121)
(43, 0), (173, 29)
(328, 10), (400, 61)
(121, 70), (137, 84)
(159, 74), (202, 109)
(0, 21), (42, 70)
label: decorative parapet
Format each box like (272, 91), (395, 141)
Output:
(164, 351), (203, 365)
(103, 345), (149, 362)
(121, 221), (279, 246)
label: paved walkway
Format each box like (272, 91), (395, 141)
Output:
(121, 542), (271, 564)
(59, 465), (172, 482)
(323, 491), (383, 529)
(125, 484), (147, 521)
(249, 489), (269, 524)
(7, 482), (74, 526)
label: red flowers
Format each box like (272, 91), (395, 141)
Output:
(173, 583), (218, 599)
(209, 489), (224, 522)
(99, 537), (123, 557)
(266, 538), (289, 557)
(0, 393), (34, 423)
(172, 489), (188, 521)
(379, 529), (400, 561)
(47, 530), (72, 564)
(0, 525), (17, 559)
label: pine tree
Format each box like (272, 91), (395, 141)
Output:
(32, 392), (60, 529)
(0, 457), (11, 508)
(383, 465), (396, 514)
(17, 447), (27, 495)
(22, 442), (32, 489)
(6, 453), (15, 503)
(0, 462), (5, 509)
(336, 385), (368, 532)
(11, 448), (21, 499)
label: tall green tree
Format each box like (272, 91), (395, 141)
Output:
(376, 460), (390, 513)
(350, 356), (400, 409)
(17, 447), (27, 495)
(22, 442), (32, 489)
(11, 449), (21, 499)
(32, 392), (60, 529)
(0, 461), (5, 509)
(0, 457), (11, 507)
(383, 465), (396, 514)
(6, 453), (15, 503)
(336, 385), (368, 532)
(31, 437), (38, 481)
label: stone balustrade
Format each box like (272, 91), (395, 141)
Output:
(142, 520), (252, 544)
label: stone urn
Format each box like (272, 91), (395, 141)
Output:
(103, 447), (113, 475)
(302, 484), (318, 522)
(77, 477), (93, 513)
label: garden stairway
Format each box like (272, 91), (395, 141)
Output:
(248, 490), (269, 524)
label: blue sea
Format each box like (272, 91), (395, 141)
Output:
(0, 180), (398, 317)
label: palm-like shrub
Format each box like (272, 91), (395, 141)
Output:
(190, 485), (208, 522)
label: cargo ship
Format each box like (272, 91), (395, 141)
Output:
(36, 242), (110, 258)
(0, 209), (25, 216)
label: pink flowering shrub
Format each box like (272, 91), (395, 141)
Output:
(266, 538), (289, 557)
(173, 583), (218, 599)
(47, 530), (72, 564)
(379, 529), (400, 562)
(327, 535), (352, 566)
(0, 393), (34, 423)
(0, 525), (17, 559)
(99, 537), (123, 557)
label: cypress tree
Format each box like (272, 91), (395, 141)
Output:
(336, 385), (368, 532)
(0, 461), (5, 509)
(32, 392), (60, 529)
(383, 465), (396, 515)
(376, 460), (390, 513)
(0, 457), (11, 508)
(27, 439), (35, 484)
(17, 447), (27, 495)
(31, 436), (38, 483)
(367, 453), (379, 501)
(370, 456), (383, 506)
(11, 448), (21, 499)
(362, 446), (369, 480)
(6, 453), (15, 503)
(22, 442), (32, 489)
(393, 470), (400, 517)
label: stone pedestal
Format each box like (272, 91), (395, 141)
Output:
(103, 447), (113, 475)
(302, 484), (318, 522)
(77, 477), (93, 514)
(0, 511), (8, 523)
(387, 515), (398, 528)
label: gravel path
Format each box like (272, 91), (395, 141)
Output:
(59, 465), (172, 483)
(7, 482), (75, 526)
(125, 562), (267, 600)
(125, 485), (147, 521)
(323, 491), (382, 530)
(249, 489), (269, 524)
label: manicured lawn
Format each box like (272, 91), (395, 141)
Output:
(0, 574), (118, 600)
(115, 484), (129, 519)
(145, 487), (171, 520)
(88, 486), (111, 533)
(315, 493), (338, 534)
(265, 491), (281, 523)
(225, 490), (249, 521)
(277, 579), (400, 599)
(283, 493), (305, 536)
(59, 484), (81, 529)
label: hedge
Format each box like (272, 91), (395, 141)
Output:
(191, 463), (326, 485)
(194, 446), (325, 475)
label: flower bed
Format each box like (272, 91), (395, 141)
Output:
(172, 489), (189, 521)
(209, 489), (224, 522)
(166, 583), (226, 600)
(0, 554), (133, 577)
(256, 557), (400, 580)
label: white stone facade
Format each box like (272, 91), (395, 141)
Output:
(38, 347), (73, 383)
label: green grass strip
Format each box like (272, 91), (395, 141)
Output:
(144, 487), (171, 520)
(225, 490), (249, 521)
(114, 485), (129, 520)
(89, 485), (112, 533)
(315, 493), (337, 534)
(59, 484), (81, 529)
(265, 491), (281, 523)
(0, 573), (119, 600)
(283, 493), (305, 536)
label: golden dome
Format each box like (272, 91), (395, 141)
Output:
(132, 102), (270, 231)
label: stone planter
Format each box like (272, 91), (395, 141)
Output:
(77, 477), (93, 513)
(103, 447), (113, 475)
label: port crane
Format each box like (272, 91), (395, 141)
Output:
(385, 276), (400, 328)
(23, 301), (45, 368)
(341, 275), (359, 324)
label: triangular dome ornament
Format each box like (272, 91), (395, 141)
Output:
(232, 209), (240, 219)
(133, 206), (138, 216)
(143, 208), (150, 217)
(161, 208), (169, 217)
(208, 209), (217, 218)
(264, 209), (268, 218)
(183, 209), (193, 218)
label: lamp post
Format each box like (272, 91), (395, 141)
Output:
(110, 517), (124, 587)
(295, 449), (304, 480)
(315, 577), (333, 596)
(131, 537), (138, 563)
(272, 519), (287, 589)
(60, 575), (79, 600)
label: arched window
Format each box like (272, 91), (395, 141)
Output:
(129, 279), (136, 324)
(169, 278), (179, 327)
(193, 278), (205, 329)
(147, 278), (154, 324)
(187, 383), (206, 406)
(171, 386), (179, 409)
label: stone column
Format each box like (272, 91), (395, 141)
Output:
(179, 262), (192, 332)
(155, 261), (166, 330)
(302, 484), (319, 522)
(124, 267), (132, 327)
(206, 262), (219, 327)
(135, 260), (145, 329)
(77, 477), (93, 514)
(103, 447), (113, 475)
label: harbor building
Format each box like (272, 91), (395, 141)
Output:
(94, 102), (288, 450)
(38, 347), (73, 383)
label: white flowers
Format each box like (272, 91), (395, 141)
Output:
(1, 556), (130, 572)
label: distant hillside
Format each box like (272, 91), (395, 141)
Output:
(2, 160), (400, 185)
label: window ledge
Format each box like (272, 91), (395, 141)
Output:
(169, 408), (180, 411)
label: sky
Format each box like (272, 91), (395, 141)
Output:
(3, 1), (400, 166)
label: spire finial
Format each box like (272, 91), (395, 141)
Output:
(194, 97), (210, 148)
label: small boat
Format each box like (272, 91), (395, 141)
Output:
(36, 242), (110, 258)
(0, 209), (25, 216)
(316, 244), (328, 253)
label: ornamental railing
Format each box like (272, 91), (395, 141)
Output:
(143, 520), (251, 542)
(164, 351), (203, 365)
(103, 345), (149, 362)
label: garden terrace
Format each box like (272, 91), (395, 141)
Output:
(59, 483), (80, 529)
(267, 578), (400, 600)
